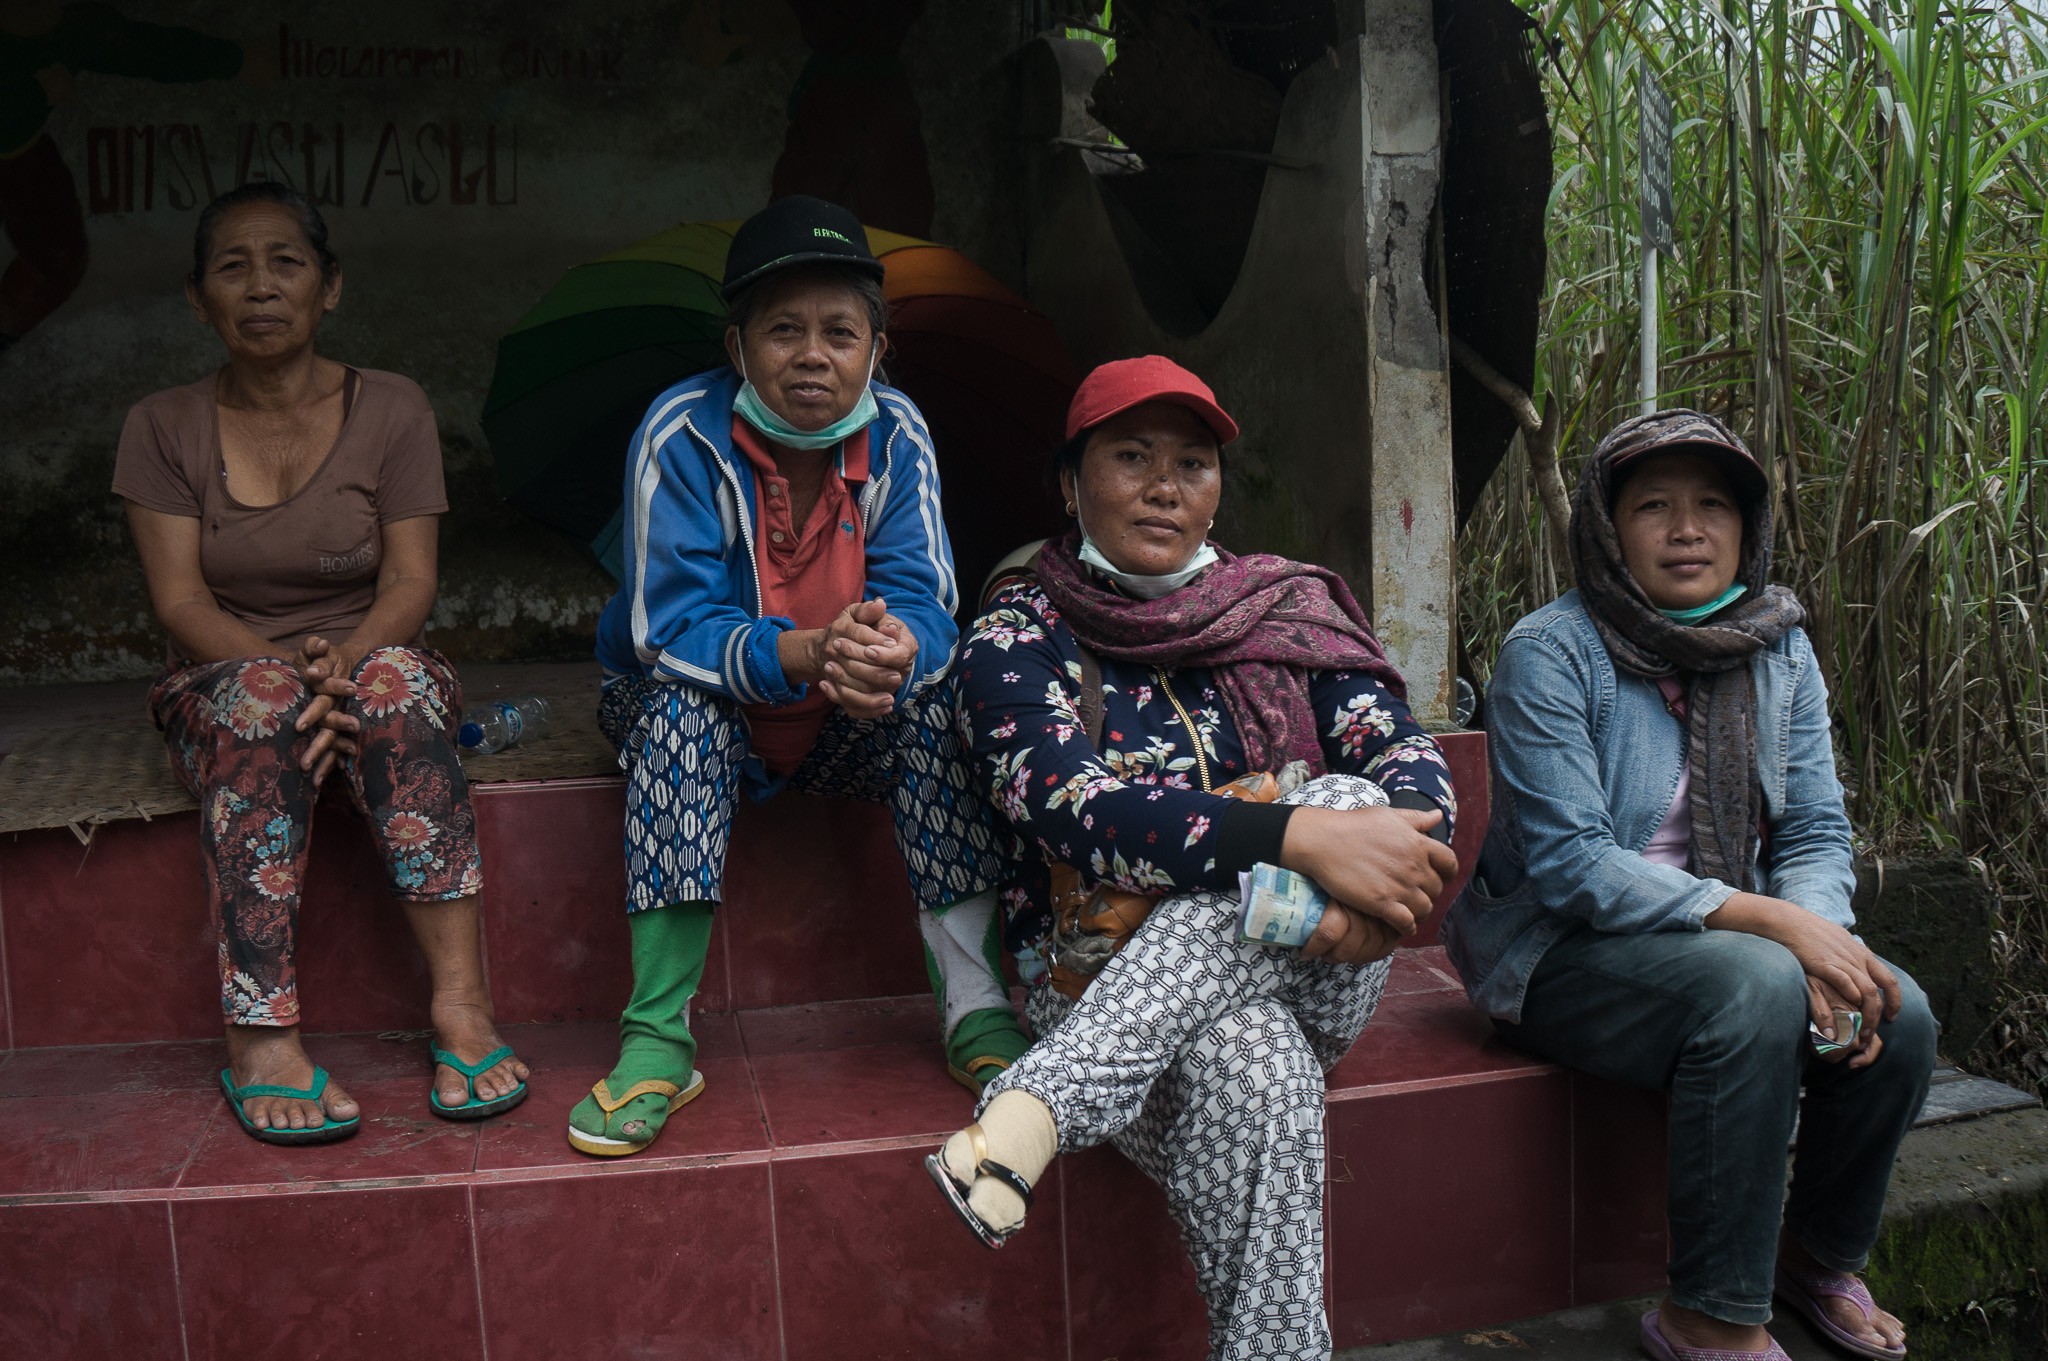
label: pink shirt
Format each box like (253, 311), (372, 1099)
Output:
(1643, 676), (1691, 869)
(1644, 763), (1692, 869)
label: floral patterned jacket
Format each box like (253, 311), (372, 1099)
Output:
(955, 578), (1458, 977)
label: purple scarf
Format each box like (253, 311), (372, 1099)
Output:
(1034, 530), (1406, 775)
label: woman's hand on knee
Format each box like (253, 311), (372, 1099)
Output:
(1712, 894), (1903, 1034)
(1789, 921), (1902, 1036)
(1810, 968), (1899, 1070)
(1299, 903), (1402, 964)
(1280, 805), (1459, 938)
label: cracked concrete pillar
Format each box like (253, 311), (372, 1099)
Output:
(1358, 0), (1456, 725)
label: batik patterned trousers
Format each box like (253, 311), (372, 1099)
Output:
(152, 647), (483, 1026)
(598, 675), (1006, 914)
(984, 773), (1395, 1361)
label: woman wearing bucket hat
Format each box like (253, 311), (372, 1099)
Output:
(570, 195), (1024, 1156)
(1443, 410), (1936, 1361)
(931, 356), (1460, 1360)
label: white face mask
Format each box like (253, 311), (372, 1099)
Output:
(732, 344), (880, 450)
(1073, 505), (1218, 600)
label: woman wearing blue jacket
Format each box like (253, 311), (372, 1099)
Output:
(1445, 411), (1934, 1361)
(569, 196), (1018, 1156)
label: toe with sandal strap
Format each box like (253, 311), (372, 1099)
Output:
(1774, 1264), (1907, 1361)
(428, 1044), (529, 1121)
(565, 1071), (705, 1157)
(925, 1122), (1034, 1250)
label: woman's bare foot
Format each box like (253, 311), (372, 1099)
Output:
(1780, 1234), (1908, 1352)
(430, 989), (529, 1108)
(224, 1025), (358, 1131)
(1658, 1299), (1774, 1354)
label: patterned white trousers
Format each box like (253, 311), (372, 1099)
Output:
(982, 774), (1394, 1361)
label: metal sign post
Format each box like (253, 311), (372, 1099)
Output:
(1639, 70), (1674, 416)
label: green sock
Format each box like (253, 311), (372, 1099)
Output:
(949, 1006), (1032, 1074)
(569, 900), (714, 1144)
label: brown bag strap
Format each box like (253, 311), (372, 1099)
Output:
(1073, 641), (1106, 748)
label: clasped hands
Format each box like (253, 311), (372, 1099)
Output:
(289, 635), (361, 787)
(787, 597), (918, 720)
(1281, 805), (1460, 966)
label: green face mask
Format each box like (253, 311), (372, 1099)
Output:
(1658, 582), (1747, 624)
(731, 349), (880, 451)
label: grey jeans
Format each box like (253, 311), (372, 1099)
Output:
(1499, 927), (1937, 1325)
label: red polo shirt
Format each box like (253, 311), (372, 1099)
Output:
(731, 418), (870, 774)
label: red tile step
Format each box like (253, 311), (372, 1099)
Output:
(0, 734), (1490, 1050)
(0, 950), (1666, 1360)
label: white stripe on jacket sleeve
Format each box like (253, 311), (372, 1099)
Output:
(628, 393), (703, 668)
(879, 398), (959, 616)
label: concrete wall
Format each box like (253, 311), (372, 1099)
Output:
(0, 0), (1023, 683)
(1008, 0), (1458, 720)
(2, 1), (1474, 715)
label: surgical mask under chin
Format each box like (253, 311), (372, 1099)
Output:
(1075, 511), (1219, 600)
(1658, 582), (1747, 624)
(732, 349), (879, 451)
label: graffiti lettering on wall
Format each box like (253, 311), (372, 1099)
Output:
(82, 123), (518, 214)
(276, 25), (623, 82)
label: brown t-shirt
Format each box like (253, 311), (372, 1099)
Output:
(112, 366), (448, 661)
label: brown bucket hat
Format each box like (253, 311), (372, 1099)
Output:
(1595, 408), (1769, 508)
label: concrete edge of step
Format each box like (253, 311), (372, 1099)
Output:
(1341, 1105), (2048, 1360)
(1864, 1104), (2048, 1357)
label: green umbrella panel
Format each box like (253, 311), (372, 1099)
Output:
(481, 223), (742, 544)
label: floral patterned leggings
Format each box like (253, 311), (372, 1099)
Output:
(151, 647), (484, 1026)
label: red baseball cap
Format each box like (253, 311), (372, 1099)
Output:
(1064, 355), (1240, 445)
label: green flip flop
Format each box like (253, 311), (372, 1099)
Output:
(219, 1066), (361, 1145)
(428, 1044), (529, 1120)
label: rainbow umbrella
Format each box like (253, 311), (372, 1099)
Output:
(481, 221), (1078, 594)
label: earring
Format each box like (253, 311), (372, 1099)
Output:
(1206, 519), (1215, 529)
(1066, 502), (1076, 516)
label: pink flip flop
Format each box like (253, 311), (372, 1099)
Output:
(1639, 1309), (1791, 1361)
(1774, 1264), (1907, 1360)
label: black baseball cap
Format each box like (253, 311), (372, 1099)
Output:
(720, 195), (885, 300)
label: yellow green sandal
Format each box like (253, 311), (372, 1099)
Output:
(946, 1055), (1012, 1096)
(565, 1072), (705, 1157)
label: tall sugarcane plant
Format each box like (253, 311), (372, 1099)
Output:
(1462, 0), (2048, 1092)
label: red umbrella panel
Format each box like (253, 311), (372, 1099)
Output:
(878, 245), (1078, 610)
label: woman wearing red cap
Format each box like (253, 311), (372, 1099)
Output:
(931, 356), (1459, 1359)
(1444, 411), (1933, 1361)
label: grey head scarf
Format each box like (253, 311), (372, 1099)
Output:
(1569, 409), (1805, 891)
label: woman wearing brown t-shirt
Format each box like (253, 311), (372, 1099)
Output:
(112, 183), (527, 1144)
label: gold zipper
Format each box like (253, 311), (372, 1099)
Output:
(1154, 667), (1212, 792)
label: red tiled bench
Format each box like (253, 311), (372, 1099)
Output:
(0, 731), (1672, 1359)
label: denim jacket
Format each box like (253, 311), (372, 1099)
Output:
(1442, 590), (1855, 1022)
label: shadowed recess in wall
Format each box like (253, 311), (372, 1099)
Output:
(1086, 0), (1334, 323)
(1435, 0), (1549, 527)
(1065, 0), (1547, 525)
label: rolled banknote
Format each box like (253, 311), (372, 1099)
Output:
(1237, 862), (1329, 948)
(1808, 1007), (1863, 1058)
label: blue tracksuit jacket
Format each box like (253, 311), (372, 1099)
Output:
(594, 366), (962, 705)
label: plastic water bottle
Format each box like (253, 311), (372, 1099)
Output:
(459, 696), (551, 755)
